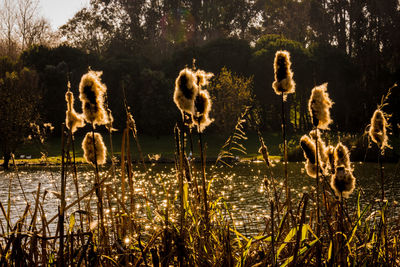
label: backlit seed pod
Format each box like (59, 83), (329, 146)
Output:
(300, 135), (326, 178)
(326, 145), (335, 174)
(334, 142), (351, 170)
(369, 109), (388, 151)
(182, 111), (194, 128)
(258, 142), (270, 166)
(105, 108), (117, 132)
(173, 68), (199, 114)
(308, 83), (333, 129)
(195, 69), (214, 87)
(82, 132), (107, 165)
(272, 50), (296, 101)
(300, 135), (316, 165)
(194, 90), (214, 132)
(65, 90), (85, 133)
(330, 166), (356, 199)
(79, 70), (108, 126)
(309, 129), (328, 169)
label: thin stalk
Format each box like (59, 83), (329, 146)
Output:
(175, 121), (185, 267)
(293, 194), (308, 265)
(108, 126), (117, 186)
(281, 93), (290, 210)
(378, 153), (385, 202)
(126, 128), (135, 231)
(339, 195), (345, 265)
(58, 124), (66, 267)
(133, 132), (147, 171)
(91, 126), (105, 248)
(315, 128), (322, 267)
(11, 154), (31, 215)
(188, 127), (200, 204)
(198, 128), (209, 238)
(378, 153), (389, 264)
(270, 200), (275, 267)
(69, 132), (84, 239)
(179, 122), (185, 233)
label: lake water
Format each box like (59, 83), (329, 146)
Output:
(0, 162), (399, 235)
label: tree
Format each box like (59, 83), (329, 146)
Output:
(0, 62), (42, 169)
(251, 34), (312, 131)
(208, 67), (254, 133)
(0, 0), (18, 58)
(0, 0), (54, 57)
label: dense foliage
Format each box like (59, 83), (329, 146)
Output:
(1, 0), (400, 137)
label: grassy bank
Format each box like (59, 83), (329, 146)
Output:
(4, 132), (285, 165)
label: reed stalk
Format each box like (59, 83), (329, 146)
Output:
(270, 200), (275, 267)
(378, 153), (385, 202)
(58, 124), (66, 267)
(198, 128), (209, 239)
(281, 93), (291, 211)
(69, 133), (84, 238)
(314, 127), (322, 267)
(90, 125), (105, 249)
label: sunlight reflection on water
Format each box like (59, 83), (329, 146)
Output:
(0, 162), (399, 236)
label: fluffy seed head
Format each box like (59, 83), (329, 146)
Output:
(79, 70), (108, 126)
(105, 108), (117, 132)
(173, 68), (199, 114)
(195, 69), (214, 87)
(309, 129), (328, 169)
(300, 135), (316, 165)
(369, 109), (388, 151)
(300, 133), (328, 178)
(330, 166), (356, 199)
(194, 90), (214, 132)
(65, 90), (85, 133)
(272, 50), (295, 100)
(334, 142), (351, 170)
(308, 83), (333, 129)
(82, 132), (107, 165)
(258, 141), (270, 166)
(326, 145), (335, 174)
(182, 111), (194, 128)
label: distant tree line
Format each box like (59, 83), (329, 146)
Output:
(1, 0), (400, 140)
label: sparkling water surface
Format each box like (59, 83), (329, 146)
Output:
(0, 162), (399, 235)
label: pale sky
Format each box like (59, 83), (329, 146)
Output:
(40, 0), (90, 30)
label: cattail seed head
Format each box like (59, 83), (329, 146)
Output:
(300, 135), (319, 178)
(195, 69), (214, 87)
(309, 129), (328, 168)
(300, 133), (328, 178)
(194, 90), (214, 132)
(369, 109), (389, 151)
(330, 166), (356, 199)
(182, 111), (194, 128)
(258, 142), (270, 166)
(79, 70), (108, 126)
(300, 135), (316, 165)
(105, 108), (117, 132)
(173, 68), (199, 114)
(308, 83), (333, 130)
(272, 50), (295, 101)
(65, 90), (85, 133)
(334, 142), (351, 170)
(326, 145), (335, 174)
(82, 132), (107, 165)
